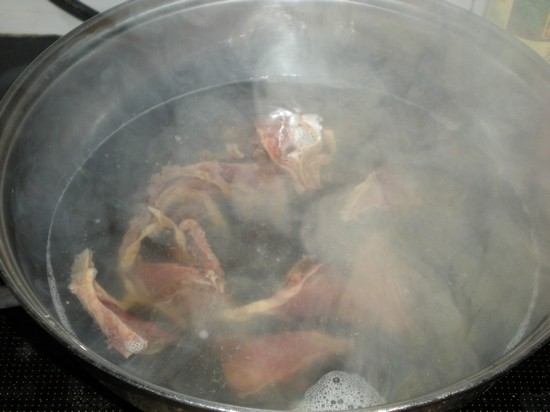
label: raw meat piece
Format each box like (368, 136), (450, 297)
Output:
(257, 109), (335, 193)
(69, 249), (174, 358)
(219, 331), (350, 398)
(221, 257), (344, 322)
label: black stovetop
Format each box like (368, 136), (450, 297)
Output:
(0, 35), (548, 412)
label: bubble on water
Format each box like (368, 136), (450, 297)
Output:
(299, 371), (384, 411)
(124, 336), (147, 354)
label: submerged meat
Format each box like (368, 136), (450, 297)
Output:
(336, 233), (413, 333)
(69, 249), (175, 358)
(339, 169), (413, 221)
(278, 262), (345, 320)
(147, 162), (232, 225)
(120, 212), (225, 329)
(64, 103), (526, 407)
(221, 257), (344, 322)
(336, 228), (480, 401)
(219, 331), (350, 398)
(257, 109), (335, 193)
(144, 161), (294, 236)
(340, 165), (465, 222)
(118, 206), (193, 271)
(128, 262), (225, 330)
(73, 206), (227, 357)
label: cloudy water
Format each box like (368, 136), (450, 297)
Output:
(46, 80), (541, 409)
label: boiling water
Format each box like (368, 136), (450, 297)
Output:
(300, 371), (384, 410)
(47, 81), (540, 409)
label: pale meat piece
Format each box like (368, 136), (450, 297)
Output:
(148, 162), (232, 202)
(69, 249), (174, 358)
(118, 206), (194, 272)
(118, 211), (163, 271)
(177, 218), (225, 283)
(276, 263), (345, 319)
(119, 215), (226, 329)
(257, 109), (335, 193)
(335, 229), (480, 402)
(146, 161), (293, 235)
(130, 262), (226, 330)
(148, 162), (231, 227)
(95, 283), (176, 354)
(339, 168), (422, 222)
(215, 161), (294, 235)
(219, 331), (350, 398)
(118, 207), (224, 283)
(132, 262), (218, 300)
(336, 232), (413, 333)
(220, 257), (344, 322)
(340, 165), (465, 222)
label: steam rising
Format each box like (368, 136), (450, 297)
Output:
(3, 1), (549, 411)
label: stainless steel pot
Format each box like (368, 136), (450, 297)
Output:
(0, 0), (549, 410)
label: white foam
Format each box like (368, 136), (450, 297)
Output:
(124, 336), (147, 354)
(299, 371), (384, 411)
